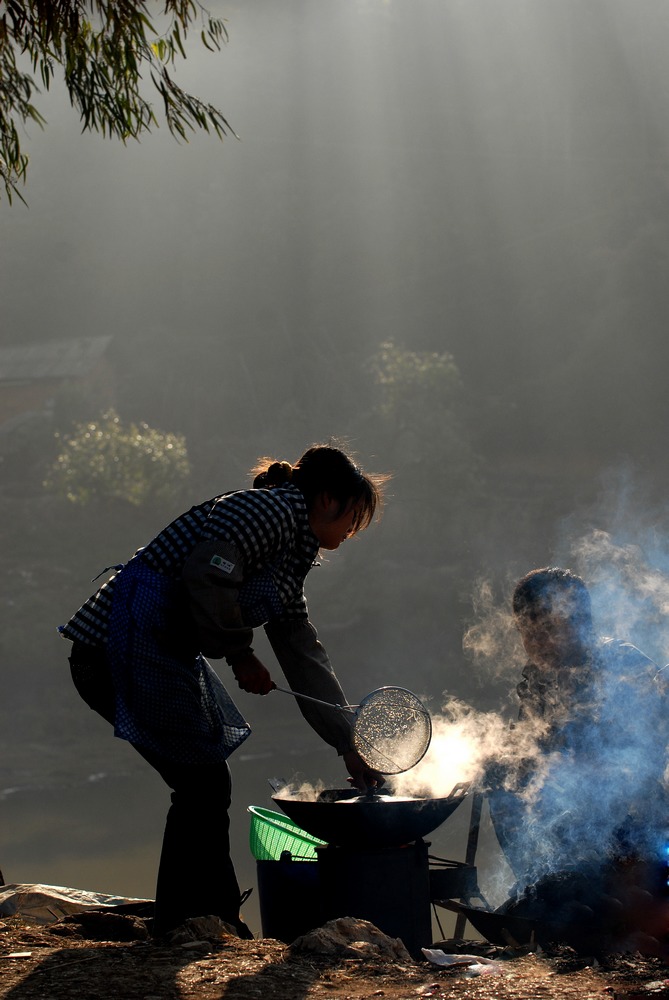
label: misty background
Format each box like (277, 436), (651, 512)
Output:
(3, 0), (669, 933)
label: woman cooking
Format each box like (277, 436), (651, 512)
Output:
(59, 443), (389, 938)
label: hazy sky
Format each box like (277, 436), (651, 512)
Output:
(4, 0), (669, 394)
(3, 0), (669, 542)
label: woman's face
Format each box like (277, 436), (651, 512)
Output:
(309, 495), (361, 550)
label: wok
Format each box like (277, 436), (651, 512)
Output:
(272, 783), (469, 849)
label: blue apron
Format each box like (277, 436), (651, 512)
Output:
(106, 557), (251, 764)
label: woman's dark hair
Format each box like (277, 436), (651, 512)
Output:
(252, 444), (389, 534)
(512, 566), (592, 625)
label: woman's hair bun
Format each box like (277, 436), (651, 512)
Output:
(253, 459), (293, 488)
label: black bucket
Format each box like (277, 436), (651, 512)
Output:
(256, 856), (322, 943)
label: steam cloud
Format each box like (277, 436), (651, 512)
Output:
(390, 699), (541, 800)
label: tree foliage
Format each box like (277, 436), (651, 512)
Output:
(370, 340), (464, 425)
(44, 408), (190, 507)
(368, 340), (482, 535)
(0, 0), (233, 203)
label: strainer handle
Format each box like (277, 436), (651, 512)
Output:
(273, 686), (357, 714)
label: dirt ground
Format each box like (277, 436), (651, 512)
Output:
(2, 913), (669, 1000)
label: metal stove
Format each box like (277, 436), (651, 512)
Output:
(255, 784), (481, 958)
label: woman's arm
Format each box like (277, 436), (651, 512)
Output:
(264, 618), (353, 752)
(264, 617), (383, 788)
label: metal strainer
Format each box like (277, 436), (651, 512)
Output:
(274, 684), (432, 774)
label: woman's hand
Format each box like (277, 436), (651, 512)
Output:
(231, 654), (275, 695)
(343, 750), (385, 792)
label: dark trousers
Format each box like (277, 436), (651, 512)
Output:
(69, 644), (244, 936)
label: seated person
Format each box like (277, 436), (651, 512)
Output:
(484, 567), (669, 952)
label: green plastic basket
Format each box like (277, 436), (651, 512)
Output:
(248, 805), (326, 861)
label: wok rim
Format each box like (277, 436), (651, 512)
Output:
(271, 785), (469, 848)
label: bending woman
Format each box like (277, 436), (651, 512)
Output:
(59, 443), (388, 937)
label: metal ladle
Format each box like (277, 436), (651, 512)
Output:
(273, 685), (432, 775)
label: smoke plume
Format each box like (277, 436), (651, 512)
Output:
(416, 527), (669, 898)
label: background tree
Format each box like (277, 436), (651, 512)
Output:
(368, 340), (482, 540)
(0, 0), (232, 202)
(45, 408), (190, 509)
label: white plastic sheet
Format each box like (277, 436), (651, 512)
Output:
(421, 949), (502, 976)
(0, 883), (151, 924)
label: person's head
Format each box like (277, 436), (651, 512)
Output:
(252, 444), (390, 550)
(512, 567), (594, 669)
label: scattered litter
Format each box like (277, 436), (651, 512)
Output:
(179, 940), (213, 954)
(463, 963), (502, 978)
(421, 948), (502, 976)
(422, 948), (498, 967)
(6, 952), (32, 959)
(615, 983), (669, 1000)
(612, 991), (669, 999)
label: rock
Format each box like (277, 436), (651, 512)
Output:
(166, 915), (239, 946)
(289, 917), (413, 963)
(48, 910), (150, 941)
